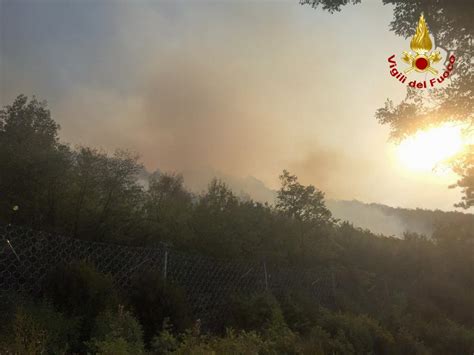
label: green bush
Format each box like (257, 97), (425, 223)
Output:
(298, 325), (355, 354)
(0, 295), (78, 354)
(175, 329), (266, 354)
(280, 292), (321, 334)
(420, 319), (474, 355)
(153, 328), (272, 355)
(393, 328), (429, 355)
(41, 261), (120, 349)
(226, 292), (286, 332)
(151, 322), (180, 355)
(153, 327), (325, 355)
(129, 270), (192, 344)
(89, 337), (139, 355)
(87, 306), (145, 354)
(262, 324), (302, 354)
(319, 310), (395, 354)
(42, 261), (119, 317)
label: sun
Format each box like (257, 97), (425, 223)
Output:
(396, 124), (465, 173)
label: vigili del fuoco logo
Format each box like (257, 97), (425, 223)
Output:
(388, 13), (456, 89)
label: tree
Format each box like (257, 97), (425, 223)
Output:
(302, 0), (473, 208)
(450, 148), (474, 209)
(276, 170), (332, 225)
(0, 95), (72, 228)
(276, 170), (334, 260)
(190, 179), (241, 257)
(143, 172), (194, 245)
(300, 0), (361, 13)
(0, 96), (145, 239)
(69, 147), (106, 238)
(91, 149), (144, 241)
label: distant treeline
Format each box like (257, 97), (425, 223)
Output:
(1, 95), (473, 353)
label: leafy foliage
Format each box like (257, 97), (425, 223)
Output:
(300, 0), (362, 13)
(0, 296), (78, 354)
(128, 270), (192, 344)
(41, 261), (119, 350)
(0, 95), (71, 228)
(87, 307), (145, 354)
(276, 170), (333, 226)
(226, 292), (286, 332)
(143, 172), (194, 246)
(42, 261), (119, 318)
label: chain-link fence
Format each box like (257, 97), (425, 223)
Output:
(0, 224), (333, 326)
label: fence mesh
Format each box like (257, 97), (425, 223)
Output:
(0, 224), (333, 326)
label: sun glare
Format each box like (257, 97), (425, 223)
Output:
(396, 124), (465, 173)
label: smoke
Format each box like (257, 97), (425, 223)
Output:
(0, 0), (463, 210)
(326, 200), (433, 237)
(139, 53), (280, 174)
(287, 149), (376, 200)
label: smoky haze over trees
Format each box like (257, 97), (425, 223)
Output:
(0, 95), (473, 353)
(0, 2), (472, 354)
(4, 0), (469, 211)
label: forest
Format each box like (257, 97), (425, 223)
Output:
(0, 95), (473, 354)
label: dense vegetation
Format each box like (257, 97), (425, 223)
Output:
(1, 95), (473, 353)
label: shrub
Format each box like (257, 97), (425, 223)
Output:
(421, 319), (474, 355)
(299, 326), (355, 355)
(42, 261), (119, 318)
(164, 329), (266, 355)
(89, 338), (138, 355)
(319, 310), (395, 354)
(151, 323), (180, 355)
(0, 295), (78, 354)
(263, 324), (302, 354)
(87, 306), (145, 354)
(129, 270), (192, 344)
(226, 292), (286, 332)
(280, 292), (321, 334)
(41, 261), (120, 349)
(197, 329), (266, 354)
(393, 328), (429, 355)
(157, 328), (301, 355)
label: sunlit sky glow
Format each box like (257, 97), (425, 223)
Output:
(396, 124), (466, 173)
(0, 0), (467, 211)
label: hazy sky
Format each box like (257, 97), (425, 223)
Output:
(0, 0), (463, 210)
